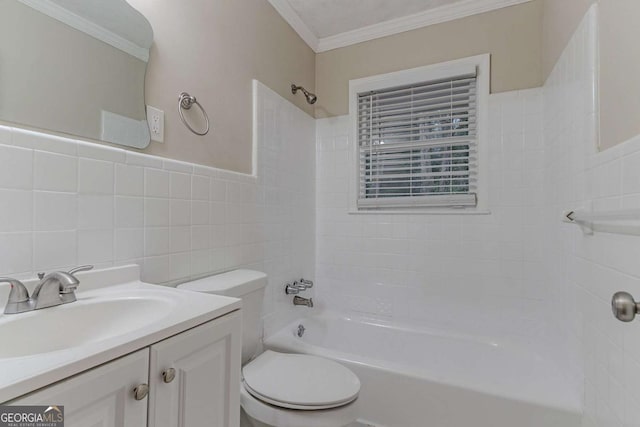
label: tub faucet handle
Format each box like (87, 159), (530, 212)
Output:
(285, 283), (300, 295)
(300, 278), (314, 288)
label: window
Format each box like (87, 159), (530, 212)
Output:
(350, 55), (489, 211)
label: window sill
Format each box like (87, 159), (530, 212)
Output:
(348, 209), (492, 216)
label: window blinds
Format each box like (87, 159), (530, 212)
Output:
(357, 70), (478, 209)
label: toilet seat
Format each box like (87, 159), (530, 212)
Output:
(241, 383), (359, 427)
(242, 351), (360, 410)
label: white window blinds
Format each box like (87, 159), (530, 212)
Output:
(357, 70), (478, 209)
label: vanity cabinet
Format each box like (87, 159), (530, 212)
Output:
(11, 349), (150, 426)
(9, 311), (242, 427)
(148, 311), (242, 427)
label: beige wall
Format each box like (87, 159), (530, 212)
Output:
(314, 1), (544, 118)
(541, 0), (592, 78)
(543, 0), (640, 149)
(128, 0), (316, 173)
(0, 0), (146, 142)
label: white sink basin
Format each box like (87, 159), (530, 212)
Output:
(0, 296), (174, 358)
(0, 265), (241, 403)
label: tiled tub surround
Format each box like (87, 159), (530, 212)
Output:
(0, 81), (315, 329)
(315, 87), (549, 349)
(544, 6), (640, 427)
(315, 5), (640, 427)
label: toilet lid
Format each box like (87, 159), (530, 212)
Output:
(242, 351), (360, 410)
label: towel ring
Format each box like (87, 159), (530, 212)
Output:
(178, 92), (210, 136)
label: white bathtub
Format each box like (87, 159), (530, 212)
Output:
(264, 311), (581, 427)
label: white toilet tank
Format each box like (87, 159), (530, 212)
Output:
(178, 270), (267, 364)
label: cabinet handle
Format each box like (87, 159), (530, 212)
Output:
(133, 383), (149, 400)
(162, 368), (176, 383)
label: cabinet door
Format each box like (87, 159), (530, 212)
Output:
(10, 349), (150, 427)
(149, 311), (242, 427)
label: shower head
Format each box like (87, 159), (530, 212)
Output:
(291, 84), (317, 104)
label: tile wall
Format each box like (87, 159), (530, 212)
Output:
(544, 6), (640, 427)
(0, 81), (316, 330)
(315, 88), (551, 349)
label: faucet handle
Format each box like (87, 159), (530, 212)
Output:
(68, 265), (94, 276)
(2, 278), (32, 314)
(300, 278), (314, 288)
(1, 278), (29, 303)
(285, 283), (300, 295)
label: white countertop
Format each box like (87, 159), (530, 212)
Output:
(0, 265), (241, 402)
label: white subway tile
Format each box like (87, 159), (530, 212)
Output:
(170, 199), (191, 226)
(78, 229), (113, 265)
(78, 158), (114, 194)
(144, 198), (169, 227)
(191, 201), (209, 225)
(115, 196), (144, 228)
(0, 190), (32, 232)
(34, 151), (77, 192)
(169, 226), (191, 253)
(192, 175), (210, 200)
(115, 228), (144, 261)
(142, 256), (169, 283)
(169, 252), (190, 281)
(0, 145), (33, 189)
(115, 164), (144, 196)
(170, 172), (191, 199)
(78, 195), (113, 229)
(34, 230), (76, 270)
(144, 168), (169, 197)
(144, 227), (169, 257)
(34, 191), (76, 231)
(0, 232), (32, 274)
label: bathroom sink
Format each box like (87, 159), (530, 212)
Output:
(0, 265), (242, 403)
(0, 296), (174, 358)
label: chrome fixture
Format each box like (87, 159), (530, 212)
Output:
(293, 296), (313, 308)
(299, 278), (314, 288)
(284, 278), (314, 295)
(297, 324), (306, 337)
(178, 92), (210, 136)
(291, 84), (317, 104)
(2, 265), (93, 314)
(285, 282), (300, 295)
(1, 278), (31, 314)
(612, 291), (640, 322)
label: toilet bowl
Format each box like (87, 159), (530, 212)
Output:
(241, 351), (360, 427)
(178, 270), (360, 427)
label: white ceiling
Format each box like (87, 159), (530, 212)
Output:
(268, 0), (533, 52)
(287, 0), (464, 38)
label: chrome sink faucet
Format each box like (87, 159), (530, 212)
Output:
(2, 265), (93, 314)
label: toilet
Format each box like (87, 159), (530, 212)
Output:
(177, 270), (360, 427)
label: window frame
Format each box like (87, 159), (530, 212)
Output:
(348, 54), (490, 214)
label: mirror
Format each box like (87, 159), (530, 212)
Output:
(0, 0), (153, 148)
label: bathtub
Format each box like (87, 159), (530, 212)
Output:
(264, 311), (581, 427)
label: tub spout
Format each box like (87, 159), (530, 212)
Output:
(293, 296), (313, 308)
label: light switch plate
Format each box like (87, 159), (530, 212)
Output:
(147, 105), (164, 143)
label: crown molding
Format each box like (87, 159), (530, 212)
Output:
(271, 0), (533, 54)
(17, 0), (150, 62)
(268, 0), (319, 52)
